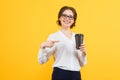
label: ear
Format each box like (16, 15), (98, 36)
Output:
(58, 17), (62, 23)
(59, 17), (62, 21)
(71, 19), (74, 24)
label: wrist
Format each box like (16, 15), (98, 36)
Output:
(40, 44), (46, 49)
(41, 46), (45, 49)
(82, 51), (86, 56)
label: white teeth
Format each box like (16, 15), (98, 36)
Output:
(63, 21), (70, 24)
(65, 22), (69, 24)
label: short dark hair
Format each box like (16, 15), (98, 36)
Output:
(57, 6), (77, 28)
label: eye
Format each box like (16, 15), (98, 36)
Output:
(62, 14), (67, 17)
(61, 14), (74, 20)
(69, 15), (74, 19)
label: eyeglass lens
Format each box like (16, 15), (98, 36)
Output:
(61, 14), (74, 20)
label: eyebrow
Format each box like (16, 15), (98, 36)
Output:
(62, 14), (73, 16)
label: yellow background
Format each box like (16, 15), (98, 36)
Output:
(0, 0), (120, 80)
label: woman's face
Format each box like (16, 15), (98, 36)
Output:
(59, 9), (74, 28)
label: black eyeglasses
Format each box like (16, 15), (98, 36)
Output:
(61, 14), (74, 20)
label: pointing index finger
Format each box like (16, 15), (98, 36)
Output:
(51, 40), (59, 43)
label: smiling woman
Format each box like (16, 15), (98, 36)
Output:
(57, 6), (77, 28)
(38, 6), (87, 80)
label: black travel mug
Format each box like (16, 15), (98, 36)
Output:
(75, 34), (84, 49)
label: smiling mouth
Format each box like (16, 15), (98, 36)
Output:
(63, 20), (71, 24)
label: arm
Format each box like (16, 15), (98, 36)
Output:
(38, 46), (56, 64)
(76, 44), (87, 67)
(76, 50), (87, 67)
(38, 35), (59, 64)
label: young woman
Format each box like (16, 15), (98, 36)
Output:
(38, 6), (87, 80)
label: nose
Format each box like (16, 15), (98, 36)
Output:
(65, 16), (70, 20)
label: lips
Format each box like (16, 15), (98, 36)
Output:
(63, 20), (71, 24)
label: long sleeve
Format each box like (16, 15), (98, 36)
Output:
(38, 34), (57, 64)
(38, 46), (56, 64)
(75, 50), (87, 67)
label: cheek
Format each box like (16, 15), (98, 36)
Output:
(71, 20), (74, 24)
(59, 18), (65, 24)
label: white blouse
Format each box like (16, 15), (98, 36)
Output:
(38, 30), (87, 71)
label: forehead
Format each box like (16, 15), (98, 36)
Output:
(62, 9), (73, 16)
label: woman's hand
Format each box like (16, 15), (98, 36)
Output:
(79, 44), (87, 56)
(40, 40), (59, 49)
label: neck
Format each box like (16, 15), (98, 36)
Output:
(60, 28), (72, 35)
(61, 28), (70, 31)
(61, 26), (70, 31)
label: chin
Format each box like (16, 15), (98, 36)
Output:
(64, 24), (72, 27)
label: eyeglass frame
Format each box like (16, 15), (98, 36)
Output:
(61, 14), (74, 20)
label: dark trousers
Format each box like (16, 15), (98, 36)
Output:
(52, 67), (81, 80)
